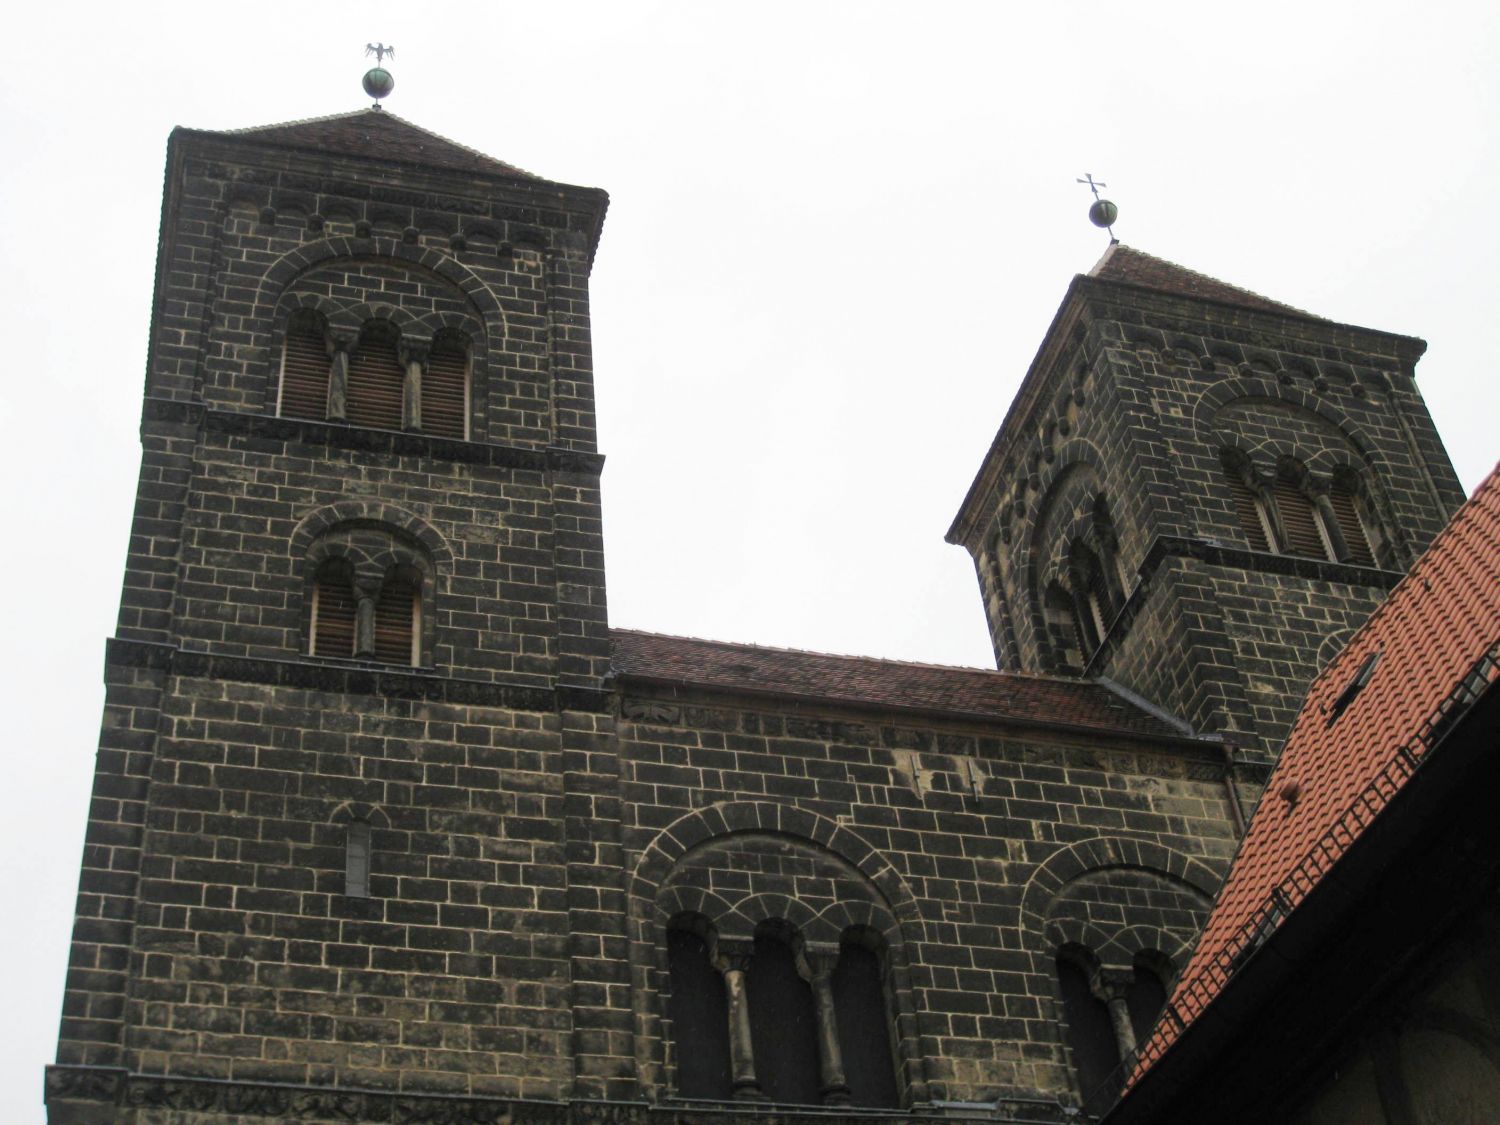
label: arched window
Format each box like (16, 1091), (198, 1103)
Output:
(373, 565), (421, 666)
(1271, 471), (1333, 560)
(1044, 580), (1085, 674)
(346, 320), (405, 430)
(1125, 955), (1169, 1046)
(1056, 951), (1119, 1117)
(666, 922), (732, 1100)
(1227, 473), (1275, 551)
(1328, 477), (1376, 566)
(310, 559), (357, 658)
(305, 536), (427, 667)
(1222, 454), (1383, 565)
(278, 309), (331, 421)
(423, 331), (469, 439)
(747, 928), (821, 1104)
(832, 934), (899, 1108)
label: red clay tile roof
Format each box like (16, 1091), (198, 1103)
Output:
(1090, 244), (1318, 318)
(205, 109), (544, 180)
(1132, 464), (1500, 1076)
(611, 629), (1195, 740)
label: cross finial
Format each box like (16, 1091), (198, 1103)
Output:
(1076, 173), (1108, 200)
(366, 43), (395, 65)
(1077, 173), (1120, 244)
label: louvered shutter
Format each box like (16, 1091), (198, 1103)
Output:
(312, 572), (357, 657)
(422, 338), (468, 439)
(279, 321), (330, 420)
(346, 330), (405, 430)
(1228, 478), (1272, 551)
(373, 577), (418, 665)
(1272, 482), (1331, 559)
(1329, 481), (1375, 566)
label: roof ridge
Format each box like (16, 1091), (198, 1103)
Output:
(610, 626), (1091, 683)
(197, 108), (544, 181)
(1090, 243), (1319, 318)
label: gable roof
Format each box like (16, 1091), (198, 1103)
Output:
(202, 108), (545, 181)
(1125, 464), (1500, 1085)
(1090, 244), (1318, 318)
(611, 629), (1197, 741)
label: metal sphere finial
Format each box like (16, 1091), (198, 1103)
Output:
(363, 43), (395, 109)
(1089, 198), (1119, 229)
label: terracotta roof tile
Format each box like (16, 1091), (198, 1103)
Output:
(1132, 464), (1500, 1076)
(611, 629), (1193, 740)
(1090, 244), (1319, 318)
(200, 109), (544, 180)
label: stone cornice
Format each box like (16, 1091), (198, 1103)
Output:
(139, 397), (606, 475)
(1084, 535), (1405, 679)
(105, 638), (612, 714)
(44, 1066), (1081, 1125)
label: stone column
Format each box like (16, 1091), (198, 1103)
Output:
(399, 338), (429, 432)
(716, 944), (762, 1100)
(1093, 969), (1137, 1065)
(353, 592), (376, 659)
(804, 949), (851, 1105)
(325, 329), (356, 422)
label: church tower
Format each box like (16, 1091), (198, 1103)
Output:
(49, 106), (627, 1116)
(948, 245), (1465, 752)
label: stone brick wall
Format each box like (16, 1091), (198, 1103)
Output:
(617, 690), (1242, 1108)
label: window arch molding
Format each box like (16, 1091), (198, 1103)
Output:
(629, 804), (925, 1108)
(262, 250), (494, 436)
(296, 513), (441, 667)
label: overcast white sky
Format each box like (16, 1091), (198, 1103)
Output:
(2, 2), (1496, 1120)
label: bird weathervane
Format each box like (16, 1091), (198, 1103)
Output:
(1077, 173), (1119, 244)
(362, 44), (396, 109)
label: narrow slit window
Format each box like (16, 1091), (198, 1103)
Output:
(345, 819), (371, 898)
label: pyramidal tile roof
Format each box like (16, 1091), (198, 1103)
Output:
(1090, 244), (1319, 318)
(206, 108), (545, 181)
(1130, 463), (1500, 1078)
(611, 629), (1195, 740)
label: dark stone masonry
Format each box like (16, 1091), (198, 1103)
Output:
(48, 108), (1463, 1123)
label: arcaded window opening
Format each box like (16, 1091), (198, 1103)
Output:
(346, 319), (405, 431)
(310, 558), (358, 658)
(423, 329), (471, 439)
(278, 308), (331, 421)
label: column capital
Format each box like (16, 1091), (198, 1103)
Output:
(325, 328), (359, 356)
(398, 336), (432, 366)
